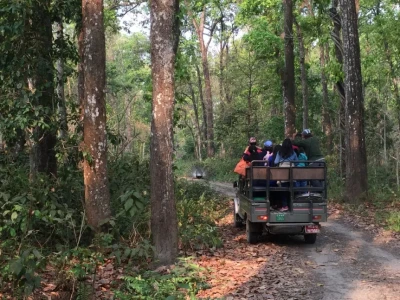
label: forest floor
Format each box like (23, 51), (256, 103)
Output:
(194, 181), (400, 300)
(19, 180), (400, 299)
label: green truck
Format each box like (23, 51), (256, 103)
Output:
(233, 161), (327, 244)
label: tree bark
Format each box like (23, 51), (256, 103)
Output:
(189, 6), (215, 157)
(283, 0), (296, 137)
(82, 0), (111, 230)
(320, 43), (333, 154)
(78, 22), (85, 126)
(329, 0), (346, 176)
(30, 0), (57, 179)
(189, 81), (202, 161)
(150, 0), (180, 265)
(198, 29), (214, 157)
(195, 64), (207, 143)
(383, 40), (400, 128)
(294, 19), (309, 130)
(340, 0), (368, 201)
(56, 20), (68, 140)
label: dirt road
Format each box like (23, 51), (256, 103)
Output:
(198, 181), (400, 300)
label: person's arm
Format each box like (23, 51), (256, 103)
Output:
(274, 153), (281, 165)
(291, 139), (307, 147)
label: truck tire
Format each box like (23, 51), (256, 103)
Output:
(246, 219), (261, 244)
(304, 234), (317, 244)
(233, 210), (244, 228)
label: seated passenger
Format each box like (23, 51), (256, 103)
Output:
(262, 140), (274, 163)
(274, 139), (298, 212)
(295, 147), (308, 188)
(291, 129), (324, 187)
(242, 137), (263, 164)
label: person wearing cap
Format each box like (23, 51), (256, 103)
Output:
(292, 129), (324, 187)
(242, 137), (263, 163)
(262, 140), (274, 163)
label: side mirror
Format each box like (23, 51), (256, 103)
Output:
(233, 181), (238, 188)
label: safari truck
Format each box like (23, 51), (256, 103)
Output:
(233, 161), (327, 244)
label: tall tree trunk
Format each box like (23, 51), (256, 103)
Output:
(219, 19), (225, 113)
(340, 0), (368, 201)
(283, 0), (296, 137)
(195, 64), (207, 143)
(320, 43), (333, 154)
(329, 0), (346, 176)
(189, 6), (215, 157)
(247, 55), (253, 137)
(294, 19), (309, 130)
(82, 0), (111, 231)
(150, 0), (180, 265)
(383, 40), (400, 128)
(189, 81), (202, 161)
(56, 20), (68, 140)
(78, 26), (85, 122)
(224, 45), (232, 104)
(199, 37), (215, 157)
(30, 0), (57, 179)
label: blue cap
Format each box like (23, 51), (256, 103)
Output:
(264, 140), (273, 147)
(302, 129), (311, 135)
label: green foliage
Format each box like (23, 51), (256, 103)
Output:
(387, 211), (400, 232)
(176, 180), (229, 250)
(114, 258), (209, 300)
(1, 248), (43, 296)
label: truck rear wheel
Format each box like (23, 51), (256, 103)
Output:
(304, 233), (317, 244)
(246, 219), (261, 244)
(233, 210), (244, 228)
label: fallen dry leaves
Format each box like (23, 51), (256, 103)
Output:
(191, 206), (321, 300)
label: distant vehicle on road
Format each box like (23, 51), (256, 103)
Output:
(191, 166), (206, 179)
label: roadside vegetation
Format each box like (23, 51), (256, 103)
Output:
(1, 0), (400, 298)
(0, 150), (228, 297)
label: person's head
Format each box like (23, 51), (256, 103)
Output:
(249, 136), (257, 146)
(272, 144), (282, 156)
(248, 144), (259, 161)
(280, 138), (294, 158)
(248, 144), (258, 153)
(302, 129), (312, 139)
(263, 140), (273, 152)
(299, 147), (305, 154)
(293, 145), (299, 156)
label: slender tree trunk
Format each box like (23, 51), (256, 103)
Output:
(150, 0), (180, 265)
(56, 20), (68, 140)
(199, 38), (215, 157)
(219, 38), (225, 113)
(383, 40), (400, 128)
(30, 0), (57, 178)
(247, 58), (253, 136)
(191, 7), (215, 157)
(283, 0), (296, 137)
(224, 45), (232, 104)
(340, 0), (368, 201)
(82, 0), (111, 230)
(78, 27), (85, 122)
(189, 81), (202, 161)
(294, 19), (309, 130)
(195, 64), (207, 143)
(320, 43), (333, 154)
(329, 0), (346, 176)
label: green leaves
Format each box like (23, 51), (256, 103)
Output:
(119, 189), (148, 218)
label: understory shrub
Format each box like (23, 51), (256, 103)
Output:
(114, 258), (209, 300)
(176, 180), (229, 251)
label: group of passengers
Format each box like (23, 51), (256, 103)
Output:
(241, 129), (324, 212)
